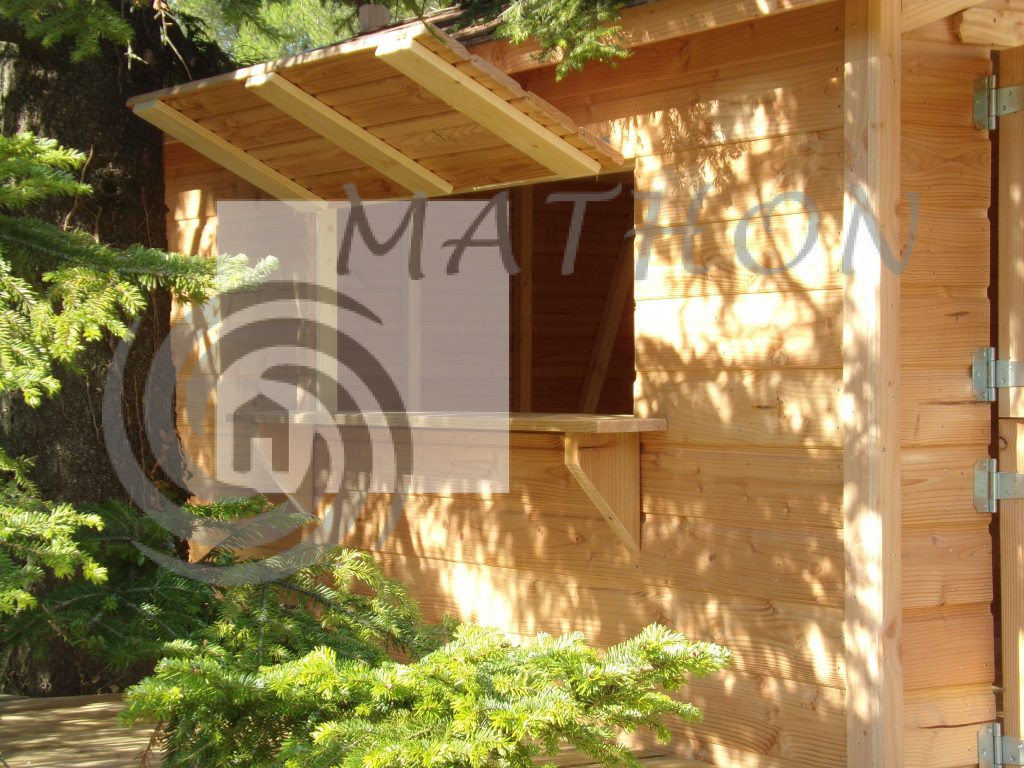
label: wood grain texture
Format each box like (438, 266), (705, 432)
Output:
(999, 47), (1024, 421)
(634, 290), (842, 371)
(631, 210), (844, 299)
(0, 695), (690, 768)
(127, 22), (427, 105)
(514, 7), (845, 161)
(903, 603), (995, 690)
(956, 5), (1024, 46)
(903, 446), (991, 529)
(245, 71), (452, 195)
(902, 0), (990, 32)
(902, 525), (993, 609)
(626, 670), (845, 766)
(563, 432), (640, 551)
(843, 1), (903, 765)
(999, 43), (1024, 739)
(899, 34), (995, 766)
(901, 369), (990, 447)
(375, 39), (600, 178)
(640, 444), (843, 529)
(368, 549), (848, 698)
(635, 369), (842, 449)
(161, 8), (857, 767)
(0, 696), (158, 768)
(234, 411), (666, 433)
(904, 684), (998, 767)
(904, 682), (996, 729)
(550, 58), (844, 160)
(134, 100), (323, 203)
(353, 498), (844, 609)
(139, 20), (625, 204)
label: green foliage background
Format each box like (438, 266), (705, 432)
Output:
(0, 132), (273, 689)
(1, 0), (631, 77)
(121, 549), (729, 768)
(165, 0), (629, 76)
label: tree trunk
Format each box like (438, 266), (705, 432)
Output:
(0, 6), (228, 695)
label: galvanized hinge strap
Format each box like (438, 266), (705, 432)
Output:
(980, 723), (1024, 767)
(974, 75), (1024, 131)
(973, 347), (1024, 402)
(975, 459), (1024, 514)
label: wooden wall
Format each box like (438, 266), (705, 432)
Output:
(166, 5), (849, 767)
(165, 139), (270, 257)
(163, 5), (1001, 768)
(519, 5), (847, 765)
(165, 140), (270, 482)
(899, 19), (995, 768)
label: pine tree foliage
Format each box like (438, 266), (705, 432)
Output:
(0, 450), (105, 616)
(168, 0), (361, 65)
(276, 624), (729, 768)
(123, 548), (729, 768)
(121, 547), (447, 765)
(4, 0), (629, 79)
(0, 132), (274, 636)
(0, 498), (225, 685)
(0, 0), (137, 62)
(168, 0), (630, 78)
(0, 133), (276, 407)
(457, 0), (628, 77)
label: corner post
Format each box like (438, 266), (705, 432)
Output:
(842, 1), (903, 765)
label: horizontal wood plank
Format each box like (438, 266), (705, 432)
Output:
(354, 501), (844, 609)
(900, 286), (990, 370)
(367, 549), (845, 694)
(635, 370), (841, 449)
(640, 444), (842, 529)
(903, 603), (995, 690)
(634, 207), (843, 292)
(901, 370), (991, 447)
(902, 446), (992, 530)
(902, 526), (993, 609)
(623, 670), (846, 766)
(634, 290), (842, 370)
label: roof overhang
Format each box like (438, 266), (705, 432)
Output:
(127, 22), (627, 201)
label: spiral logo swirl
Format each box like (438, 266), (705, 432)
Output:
(102, 281), (412, 585)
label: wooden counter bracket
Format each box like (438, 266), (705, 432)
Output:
(232, 410), (662, 552)
(563, 432), (641, 552)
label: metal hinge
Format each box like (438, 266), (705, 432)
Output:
(975, 458), (1024, 513)
(973, 347), (1024, 402)
(974, 75), (1024, 130)
(980, 723), (1024, 767)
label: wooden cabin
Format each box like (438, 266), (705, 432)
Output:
(127, 1), (1024, 765)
